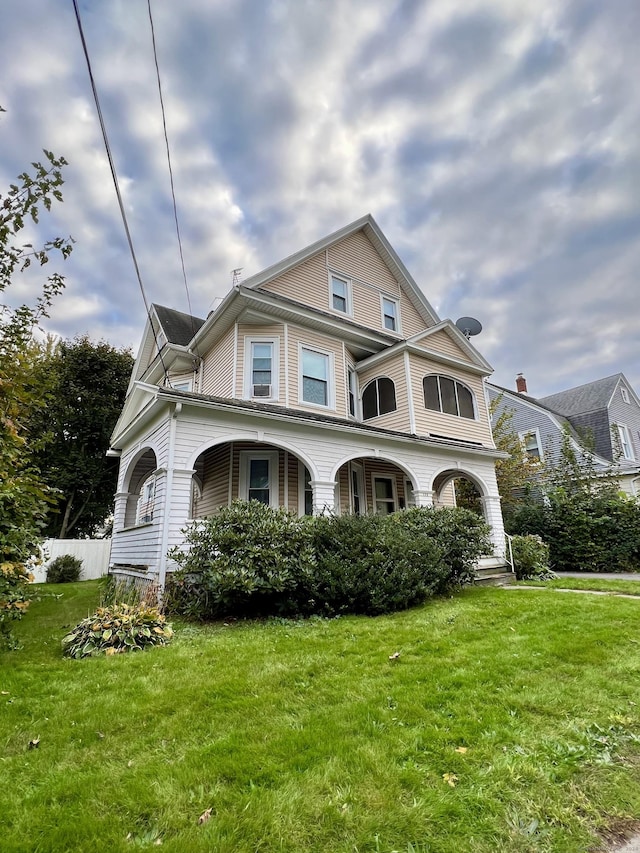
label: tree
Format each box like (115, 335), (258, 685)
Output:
(0, 110), (73, 643)
(30, 336), (133, 538)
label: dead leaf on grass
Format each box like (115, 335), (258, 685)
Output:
(442, 772), (458, 787)
(198, 808), (213, 825)
(388, 651), (401, 660)
(28, 736), (40, 749)
(455, 746), (468, 754)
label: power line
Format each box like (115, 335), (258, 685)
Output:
(146, 0), (200, 358)
(71, 0), (170, 385)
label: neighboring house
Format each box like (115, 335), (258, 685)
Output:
(108, 215), (507, 588)
(487, 373), (640, 497)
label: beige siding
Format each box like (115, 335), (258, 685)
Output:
(358, 352), (412, 433)
(328, 231), (399, 293)
(260, 251), (327, 311)
(408, 352), (494, 445)
(193, 444), (230, 517)
(413, 329), (472, 362)
(286, 325), (346, 416)
(201, 325), (235, 397)
(235, 323), (285, 401)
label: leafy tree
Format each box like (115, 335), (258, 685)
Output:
(30, 336), (133, 539)
(0, 111), (73, 644)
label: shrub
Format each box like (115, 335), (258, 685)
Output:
(510, 534), (555, 580)
(46, 554), (82, 583)
(62, 602), (173, 658)
(308, 512), (446, 616)
(0, 561), (34, 648)
(167, 500), (316, 620)
(394, 506), (492, 587)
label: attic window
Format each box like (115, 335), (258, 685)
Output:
(381, 296), (399, 332)
(330, 274), (351, 314)
(621, 387), (630, 403)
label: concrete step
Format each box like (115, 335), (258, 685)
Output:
(474, 571), (515, 587)
(475, 558), (515, 586)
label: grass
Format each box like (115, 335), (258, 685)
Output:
(2, 581), (640, 852)
(520, 577), (640, 596)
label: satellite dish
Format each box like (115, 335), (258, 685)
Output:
(455, 316), (482, 339)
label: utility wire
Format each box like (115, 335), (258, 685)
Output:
(71, 0), (170, 385)
(146, 0), (200, 357)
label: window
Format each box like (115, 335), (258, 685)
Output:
(301, 346), (332, 407)
(616, 424), (634, 460)
(404, 479), (416, 509)
(362, 377), (396, 420)
(373, 475), (397, 515)
(519, 429), (543, 461)
(621, 387), (630, 404)
(381, 296), (399, 332)
(350, 462), (364, 515)
(423, 375), (476, 419)
(330, 274), (351, 314)
(244, 337), (279, 400)
(348, 368), (358, 418)
(137, 476), (155, 524)
(171, 379), (192, 392)
(299, 464), (314, 516)
(239, 451), (279, 508)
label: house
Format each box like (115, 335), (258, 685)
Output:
(487, 373), (640, 497)
(108, 215), (508, 589)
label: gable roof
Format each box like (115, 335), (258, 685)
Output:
(152, 304), (205, 346)
(538, 374), (624, 416)
(241, 214), (441, 329)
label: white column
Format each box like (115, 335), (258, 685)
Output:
(480, 494), (505, 557)
(310, 479), (337, 515)
(412, 489), (435, 507)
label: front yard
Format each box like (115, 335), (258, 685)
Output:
(2, 580), (640, 852)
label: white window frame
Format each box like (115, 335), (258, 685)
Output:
(518, 428), (544, 461)
(347, 367), (359, 419)
(380, 294), (400, 333)
(423, 374), (478, 420)
(328, 272), (352, 315)
(244, 336), (280, 402)
(298, 344), (335, 410)
(616, 423), (634, 460)
(621, 387), (630, 404)
(298, 462), (314, 516)
(239, 451), (280, 508)
(371, 473), (398, 515)
(137, 475), (156, 525)
(349, 462), (365, 515)
(171, 379), (192, 392)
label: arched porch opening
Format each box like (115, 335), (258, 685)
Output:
(190, 440), (314, 519)
(334, 456), (417, 515)
(123, 448), (158, 527)
(432, 469), (488, 520)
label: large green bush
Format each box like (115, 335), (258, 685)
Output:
(46, 554), (82, 583)
(167, 500), (316, 619)
(510, 534), (554, 580)
(307, 512), (446, 616)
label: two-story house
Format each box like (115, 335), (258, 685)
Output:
(108, 215), (507, 589)
(487, 373), (640, 497)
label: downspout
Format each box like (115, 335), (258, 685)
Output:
(157, 402), (181, 599)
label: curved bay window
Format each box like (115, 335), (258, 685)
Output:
(362, 377), (396, 420)
(423, 374), (475, 419)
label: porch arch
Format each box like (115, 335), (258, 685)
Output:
(186, 433), (319, 482)
(122, 447), (159, 527)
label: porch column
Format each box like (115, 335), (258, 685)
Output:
(480, 494), (506, 558)
(310, 479), (337, 515)
(412, 489), (435, 508)
(113, 491), (130, 530)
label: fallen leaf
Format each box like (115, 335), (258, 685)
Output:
(509, 627), (515, 632)
(455, 746), (468, 754)
(1, 691), (9, 695)
(388, 651), (401, 660)
(198, 808), (213, 825)
(442, 772), (458, 787)
(96, 731), (105, 739)
(28, 736), (40, 750)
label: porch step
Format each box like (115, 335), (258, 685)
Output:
(474, 557), (515, 587)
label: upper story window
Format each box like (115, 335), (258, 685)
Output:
(330, 274), (351, 314)
(621, 387), (630, 404)
(301, 346), (332, 408)
(171, 379), (192, 392)
(362, 377), (397, 420)
(381, 296), (400, 332)
(348, 367), (358, 418)
(423, 374), (476, 420)
(519, 429), (543, 461)
(616, 424), (634, 460)
(245, 337), (279, 401)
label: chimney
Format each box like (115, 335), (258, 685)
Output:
(516, 373), (528, 394)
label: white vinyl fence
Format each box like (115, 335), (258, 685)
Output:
(32, 539), (112, 583)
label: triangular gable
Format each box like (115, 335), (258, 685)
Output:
(242, 214), (440, 330)
(409, 320), (493, 374)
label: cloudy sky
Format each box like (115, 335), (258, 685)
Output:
(1, 0), (639, 398)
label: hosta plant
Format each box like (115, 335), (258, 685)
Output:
(62, 602), (173, 659)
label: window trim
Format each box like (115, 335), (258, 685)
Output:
(239, 450), (280, 508)
(244, 336), (280, 402)
(328, 272), (353, 316)
(349, 461), (365, 515)
(423, 374), (477, 420)
(298, 344), (335, 410)
(380, 294), (401, 333)
(347, 366), (359, 419)
(137, 475), (156, 525)
(371, 473), (398, 515)
(615, 423), (635, 461)
(298, 462), (314, 517)
(621, 387), (630, 404)
(518, 428), (544, 461)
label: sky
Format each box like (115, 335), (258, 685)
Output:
(1, 0), (639, 399)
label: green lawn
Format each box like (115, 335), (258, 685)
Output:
(2, 581), (640, 852)
(521, 576), (640, 596)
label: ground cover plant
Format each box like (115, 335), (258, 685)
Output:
(3, 580), (640, 852)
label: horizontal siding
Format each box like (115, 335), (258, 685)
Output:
(286, 325), (346, 416)
(328, 231), (399, 293)
(201, 325), (235, 397)
(194, 443), (230, 517)
(260, 251), (327, 311)
(409, 353), (494, 444)
(358, 352), (412, 433)
(415, 329), (469, 361)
